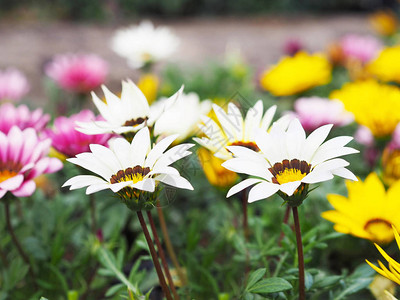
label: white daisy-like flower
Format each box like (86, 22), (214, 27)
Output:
(63, 127), (193, 209)
(111, 20), (180, 69)
(194, 101), (289, 160)
(154, 92), (212, 142)
(76, 79), (182, 135)
(222, 118), (359, 204)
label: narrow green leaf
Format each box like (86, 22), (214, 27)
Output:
(246, 268), (266, 290)
(248, 277), (292, 294)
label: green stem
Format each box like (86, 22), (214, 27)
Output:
(241, 189), (249, 240)
(292, 206), (305, 300)
(137, 211), (173, 300)
(147, 211), (179, 300)
(89, 194), (97, 234)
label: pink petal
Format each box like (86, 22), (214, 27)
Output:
(0, 174), (24, 190)
(12, 180), (36, 197)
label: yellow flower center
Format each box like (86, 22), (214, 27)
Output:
(228, 141), (260, 152)
(110, 166), (150, 185)
(0, 169), (18, 183)
(382, 148), (400, 186)
(364, 218), (393, 244)
(269, 159), (311, 185)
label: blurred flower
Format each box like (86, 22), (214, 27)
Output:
(137, 74), (159, 105)
(331, 80), (400, 138)
(287, 97), (353, 132)
(340, 34), (383, 63)
(154, 92), (211, 142)
(327, 42), (345, 66)
(111, 21), (179, 69)
(63, 127), (193, 211)
(283, 38), (304, 56)
(322, 173), (400, 244)
(45, 110), (112, 158)
(367, 46), (400, 84)
(223, 119), (358, 205)
(0, 103), (50, 134)
(76, 79), (182, 136)
(45, 53), (108, 93)
(0, 126), (62, 199)
(369, 275), (397, 300)
(194, 101), (284, 161)
(355, 126), (374, 147)
(369, 10), (398, 36)
(259, 52), (331, 96)
(366, 225), (400, 284)
(0, 68), (30, 102)
(382, 124), (400, 186)
(197, 148), (238, 188)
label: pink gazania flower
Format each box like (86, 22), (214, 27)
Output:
(0, 103), (50, 134)
(0, 126), (63, 198)
(45, 110), (112, 158)
(340, 34), (383, 63)
(45, 53), (108, 93)
(0, 68), (30, 102)
(287, 97), (354, 132)
(283, 38), (304, 56)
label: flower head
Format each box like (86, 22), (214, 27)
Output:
(366, 226), (400, 285)
(137, 74), (159, 104)
(0, 103), (50, 134)
(45, 110), (112, 158)
(111, 21), (179, 69)
(45, 53), (108, 93)
(382, 125), (400, 186)
(63, 127), (193, 211)
(340, 34), (383, 63)
(369, 10), (398, 36)
(322, 173), (400, 244)
(223, 118), (358, 205)
(288, 97), (353, 132)
(259, 52), (331, 96)
(194, 101), (283, 161)
(0, 68), (30, 102)
(283, 38), (304, 56)
(0, 126), (63, 199)
(331, 80), (400, 138)
(76, 79), (183, 136)
(367, 46), (400, 84)
(154, 92), (211, 142)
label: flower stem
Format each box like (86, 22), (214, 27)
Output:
(279, 206), (291, 245)
(136, 211), (173, 300)
(89, 193), (97, 234)
(146, 211), (179, 300)
(156, 204), (187, 286)
(241, 189), (249, 240)
(292, 206), (305, 300)
(4, 201), (37, 286)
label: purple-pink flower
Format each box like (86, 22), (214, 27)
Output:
(283, 38), (304, 56)
(45, 110), (112, 158)
(288, 97), (353, 132)
(45, 53), (108, 93)
(0, 126), (63, 199)
(340, 34), (383, 63)
(0, 68), (30, 102)
(0, 103), (50, 134)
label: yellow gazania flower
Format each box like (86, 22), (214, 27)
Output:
(197, 148), (238, 188)
(382, 147), (400, 186)
(322, 173), (400, 244)
(369, 10), (398, 36)
(259, 51), (332, 96)
(367, 46), (400, 84)
(137, 73), (159, 104)
(366, 226), (400, 286)
(330, 80), (400, 138)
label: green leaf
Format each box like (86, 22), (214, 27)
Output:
(105, 283), (125, 297)
(334, 278), (373, 300)
(248, 277), (292, 294)
(304, 272), (313, 291)
(246, 268), (267, 290)
(312, 275), (342, 289)
(39, 298), (49, 300)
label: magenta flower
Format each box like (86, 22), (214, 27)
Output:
(0, 126), (62, 199)
(45, 110), (112, 158)
(45, 53), (108, 93)
(0, 103), (50, 134)
(340, 34), (383, 63)
(0, 68), (30, 102)
(288, 97), (354, 132)
(283, 38), (304, 56)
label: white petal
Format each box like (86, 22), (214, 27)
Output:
(91, 91), (115, 123)
(227, 178), (263, 198)
(67, 154), (114, 180)
(279, 181), (302, 196)
(86, 183), (113, 194)
(331, 167), (358, 181)
(130, 127), (151, 167)
(131, 178), (156, 192)
(285, 118), (306, 160)
(153, 143), (194, 170)
(311, 146), (359, 166)
(109, 138), (133, 168)
(154, 174), (193, 190)
(90, 144), (122, 171)
(222, 158), (271, 180)
(109, 181), (132, 192)
(259, 105), (277, 131)
(244, 100), (263, 141)
(301, 124), (333, 162)
(248, 181), (280, 203)
(145, 134), (179, 168)
(312, 158), (349, 173)
(63, 175), (106, 189)
(302, 171), (334, 184)
(213, 103), (240, 142)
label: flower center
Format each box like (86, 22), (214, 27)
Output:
(269, 159), (311, 185)
(110, 166), (150, 184)
(123, 117), (148, 127)
(364, 218), (393, 244)
(228, 141), (260, 152)
(0, 169), (18, 183)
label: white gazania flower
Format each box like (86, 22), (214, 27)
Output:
(194, 100), (289, 160)
(111, 21), (180, 69)
(222, 118), (359, 203)
(153, 92), (212, 142)
(63, 127), (193, 209)
(76, 79), (182, 135)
